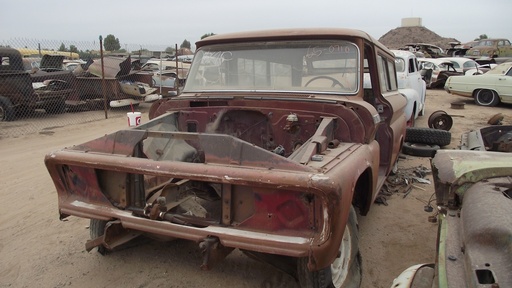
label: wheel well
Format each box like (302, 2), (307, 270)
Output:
(352, 168), (373, 216)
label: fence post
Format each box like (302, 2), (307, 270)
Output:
(99, 35), (108, 119)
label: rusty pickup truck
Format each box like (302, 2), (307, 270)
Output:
(45, 28), (407, 288)
(0, 47), (74, 121)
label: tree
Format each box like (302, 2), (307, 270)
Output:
(180, 39), (191, 49)
(201, 33), (215, 39)
(474, 34), (488, 41)
(165, 46), (176, 54)
(69, 45), (78, 53)
(104, 34), (121, 52)
(58, 43), (67, 52)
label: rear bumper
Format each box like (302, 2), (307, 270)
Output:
(61, 199), (312, 257)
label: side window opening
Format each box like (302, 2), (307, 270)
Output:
(377, 55), (387, 92)
(377, 55), (398, 92)
(387, 58), (398, 91)
(408, 58), (415, 73)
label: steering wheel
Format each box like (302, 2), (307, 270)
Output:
(305, 76), (344, 88)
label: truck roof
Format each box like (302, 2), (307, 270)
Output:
(0, 47), (25, 72)
(196, 28), (391, 55)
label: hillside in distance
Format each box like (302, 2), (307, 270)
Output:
(379, 26), (459, 50)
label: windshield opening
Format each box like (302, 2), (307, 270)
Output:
(394, 58), (405, 73)
(184, 40), (360, 94)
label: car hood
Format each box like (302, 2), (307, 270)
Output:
(40, 54), (65, 70)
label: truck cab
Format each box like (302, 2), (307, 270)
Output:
(392, 49), (427, 126)
(0, 47), (74, 121)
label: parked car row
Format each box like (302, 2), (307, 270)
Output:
(418, 57), (493, 89)
(0, 47), (184, 121)
(402, 38), (512, 63)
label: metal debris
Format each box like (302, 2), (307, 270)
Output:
(375, 164), (432, 205)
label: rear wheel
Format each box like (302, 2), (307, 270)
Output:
(297, 206), (361, 288)
(0, 96), (15, 121)
(475, 89), (500, 106)
(90, 219), (109, 255)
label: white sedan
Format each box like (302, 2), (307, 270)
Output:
(439, 57), (491, 75)
(444, 62), (512, 106)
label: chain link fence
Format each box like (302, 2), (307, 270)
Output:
(0, 38), (184, 138)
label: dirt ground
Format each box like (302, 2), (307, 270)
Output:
(0, 90), (510, 288)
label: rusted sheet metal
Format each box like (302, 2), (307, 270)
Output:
(87, 56), (132, 78)
(47, 148), (331, 195)
(432, 150), (512, 186)
(437, 178), (512, 287)
(432, 149), (512, 207)
(44, 113), (378, 270)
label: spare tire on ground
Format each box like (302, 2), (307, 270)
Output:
(402, 142), (440, 158)
(405, 127), (451, 147)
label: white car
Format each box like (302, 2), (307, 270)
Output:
(439, 57), (490, 75)
(418, 58), (463, 89)
(392, 50), (426, 126)
(444, 62), (512, 106)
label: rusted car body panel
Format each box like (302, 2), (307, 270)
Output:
(45, 28), (406, 284)
(68, 56), (156, 106)
(393, 127), (512, 288)
(46, 102), (382, 269)
(431, 150), (512, 288)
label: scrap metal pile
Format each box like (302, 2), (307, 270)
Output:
(375, 164), (432, 206)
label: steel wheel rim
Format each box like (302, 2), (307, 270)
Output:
(477, 90), (494, 104)
(331, 224), (352, 287)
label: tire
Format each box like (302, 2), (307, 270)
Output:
(0, 96), (15, 121)
(297, 206), (361, 288)
(89, 219), (109, 255)
(474, 89), (500, 106)
(405, 127), (451, 147)
(401, 142), (440, 158)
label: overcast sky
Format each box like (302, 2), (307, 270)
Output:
(1, 0), (510, 52)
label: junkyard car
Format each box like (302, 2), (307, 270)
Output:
(466, 38), (512, 61)
(401, 43), (445, 58)
(391, 125), (512, 288)
(419, 58), (463, 89)
(0, 48), (74, 121)
(69, 56), (158, 108)
(445, 41), (478, 57)
(444, 62), (512, 106)
(439, 57), (491, 75)
(45, 28), (407, 288)
(392, 50), (426, 126)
